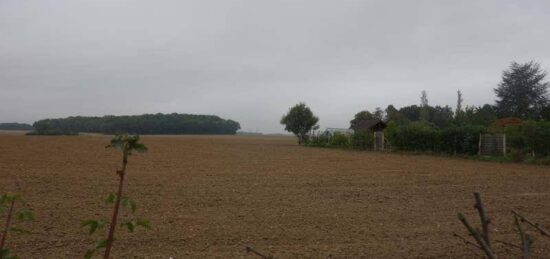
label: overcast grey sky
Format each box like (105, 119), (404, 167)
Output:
(1, 0), (550, 133)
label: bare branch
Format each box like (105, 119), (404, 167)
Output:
(495, 239), (521, 250)
(514, 214), (533, 259)
(457, 213), (497, 259)
(453, 232), (481, 250)
(512, 210), (550, 238)
(474, 192), (491, 248)
(246, 246), (274, 259)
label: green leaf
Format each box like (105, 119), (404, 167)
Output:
(95, 238), (108, 249)
(80, 219), (106, 235)
(105, 193), (116, 204)
(121, 221), (135, 233)
(136, 218), (151, 229)
(16, 209), (34, 222)
(106, 134), (147, 154)
(121, 197), (137, 213)
(129, 199), (137, 213)
(9, 227), (31, 234)
(121, 197), (129, 208)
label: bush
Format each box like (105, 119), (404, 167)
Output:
(437, 125), (485, 155)
(329, 133), (351, 148)
(350, 130), (373, 150)
(503, 120), (550, 158)
(305, 132), (329, 147)
(385, 122), (438, 152)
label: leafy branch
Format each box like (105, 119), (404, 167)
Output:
(0, 193), (34, 259)
(81, 134), (150, 259)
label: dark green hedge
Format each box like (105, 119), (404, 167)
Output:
(386, 122), (485, 154)
(30, 113), (241, 135)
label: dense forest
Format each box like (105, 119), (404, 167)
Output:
(0, 123), (34, 130)
(29, 113), (241, 135)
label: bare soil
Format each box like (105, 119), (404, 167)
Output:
(1, 135), (549, 258)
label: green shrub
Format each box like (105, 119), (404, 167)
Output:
(350, 130), (373, 150)
(329, 132), (351, 148)
(437, 125), (485, 155)
(385, 122), (438, 151)
(305, 133), (329, 147)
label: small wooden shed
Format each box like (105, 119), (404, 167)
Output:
(353, 119), (387, 151)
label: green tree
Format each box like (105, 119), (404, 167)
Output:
(399, 105), (421, 122)
(429, 105), (454, 128)
(463, 105), (497, 126)
(385, 105), (409, 125)
(495, 61), (549, 119)
(280, 103), (319, 144)
(373, 107), (385, 121)
(349, 110), (375, 130)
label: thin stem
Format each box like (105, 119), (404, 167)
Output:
(514, 215), (532, 259)
(0, 199), (15, 250)
(474, 192), (491, 248)
(512, 210), (550, 238)
(246, 246), (273, 259)
(457, 213), (497, 259)
(104, 151), (128, 259)
(453, 232), (481, 250)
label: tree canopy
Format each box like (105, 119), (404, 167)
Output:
(495, 61), (549, 119)
(0, 123), (33, 130)
(29, 113), (240, 135)
(349, 110), (375, 130)
(280, 103), (319, 144)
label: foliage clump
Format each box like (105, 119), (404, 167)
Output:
(280, 103), (319, 144)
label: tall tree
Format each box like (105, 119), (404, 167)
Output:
(495, 61), (549, 119)
(280, 103), (319, 144)
(420, 90), (430, 121)
(456, 90), (463, 118)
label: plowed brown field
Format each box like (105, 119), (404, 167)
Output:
(1, 135), (549, 258)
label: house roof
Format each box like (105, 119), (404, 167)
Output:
(353, 119), (387, 131)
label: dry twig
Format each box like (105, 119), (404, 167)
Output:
(511, 210), (550, 238)
(246, 246), (274, 259)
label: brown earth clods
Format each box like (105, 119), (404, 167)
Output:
(1, 135), (550, 258)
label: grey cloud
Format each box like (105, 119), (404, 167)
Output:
(1, 0), (550, 133)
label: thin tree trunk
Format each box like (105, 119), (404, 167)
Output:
(104, 153), (128, 259)
(0, 199), (15, 250)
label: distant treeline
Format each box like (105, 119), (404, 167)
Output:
(29, 113), (241, 135)
(0, 123), (34, 130)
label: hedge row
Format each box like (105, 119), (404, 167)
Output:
(307, 120), (550, 159)
(306, 131), (373, 150)
(505, 120), (550, 157)
(385, 122), (486, 155)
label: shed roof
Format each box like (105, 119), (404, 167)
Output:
(353, 119), (387, 131)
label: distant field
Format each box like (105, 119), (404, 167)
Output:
(0, 135), (549, 258)
(0, 130), (30, 135)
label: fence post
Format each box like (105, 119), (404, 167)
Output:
(478, 133), (482, 155)
(502, 133), (506, 156)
